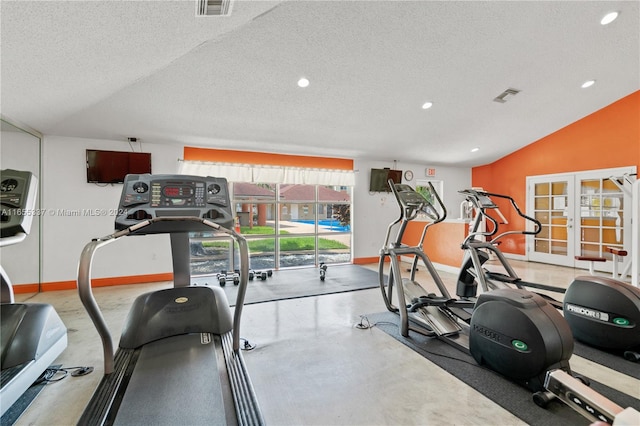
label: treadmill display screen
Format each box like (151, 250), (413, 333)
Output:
(163, 186), (193, 198)
(115, 175), (233, 232)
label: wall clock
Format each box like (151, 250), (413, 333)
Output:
(404, 170), (414, 181)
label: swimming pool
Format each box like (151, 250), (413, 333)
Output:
(293, 219), (350, 232)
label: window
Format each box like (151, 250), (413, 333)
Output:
(415, 179), (444, 219)
(191, 182), (352, 275)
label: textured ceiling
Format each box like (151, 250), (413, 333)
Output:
(2, 0), (638, 167)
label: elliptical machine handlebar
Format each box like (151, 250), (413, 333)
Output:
(459, 189), (541, 246)
(384, 180), (447, 248)
(390, 180), (446, 222)
(425, 181), (447, 224)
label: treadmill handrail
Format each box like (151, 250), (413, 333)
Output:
(77, 216), (249, 375)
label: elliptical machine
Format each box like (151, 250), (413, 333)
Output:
(456, 188), (640, 362)
(378, 181), (640, 424)
(378, 181), (573, 393)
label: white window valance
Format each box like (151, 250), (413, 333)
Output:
(178, 160), (355, 186)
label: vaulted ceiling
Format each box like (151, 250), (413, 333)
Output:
(2, 1), (638, 167)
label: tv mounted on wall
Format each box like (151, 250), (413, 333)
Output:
(86, 150), (152, 183)
(369, 168), (402, 192)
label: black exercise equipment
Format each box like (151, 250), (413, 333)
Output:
(319, 262), (327, 281)
(1, 169), (67, 417)
(77, 174), (263, 425)
(378, 181), (638, 423)
(564, 275), (640, 362)
(378, 181), (572, 392)
(249, 269), (272, 281)
(218, 269), (240, 286)
(457, 188), (640, 361)
(456, 189), (565, 304)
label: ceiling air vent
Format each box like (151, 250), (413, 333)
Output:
(197, 0), (233, 16)
(493, 88), (521, 103)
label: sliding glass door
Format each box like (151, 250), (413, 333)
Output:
(190, 182), (352, 276)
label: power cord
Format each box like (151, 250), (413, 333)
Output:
(414, 347), (483, 368)
(240, 337), (256, 351)
(355, 314), (484, 368)
(354, 315), (396, 330)
(34, 366), (94, 385)
(355, 315), (372, 329)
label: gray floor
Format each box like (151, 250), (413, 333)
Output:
(11, 260), (640, 425)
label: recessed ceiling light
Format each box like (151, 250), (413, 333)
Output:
(600, 11), (619, 25)
(581, 80), (596, 89)
(297, 77), (310, 88)
(421, 101), (433, 110)
(471, 147), (479, 153)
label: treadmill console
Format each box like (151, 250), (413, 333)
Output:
(1, 169), (38, 237)
(115, 174), (233, 233)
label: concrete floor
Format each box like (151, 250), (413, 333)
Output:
(10, 260), (640, 425)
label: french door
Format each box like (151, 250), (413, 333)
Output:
(527, 175), (575, 267)
(527, 166), (635, 273)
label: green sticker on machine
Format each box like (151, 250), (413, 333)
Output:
(512, 340), (528, 351)
(613, 317), (630, 326)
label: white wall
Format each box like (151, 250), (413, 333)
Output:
(41, 136), (182, 282)
(352, 159), (471, 260)
(13, 135), (470, 284)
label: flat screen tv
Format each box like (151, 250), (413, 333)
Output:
(86, 150), (152, 183)
(369, 168), (402, 192)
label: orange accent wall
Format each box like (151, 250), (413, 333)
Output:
(184, 147), (354, 170)
(403, 221), (467, 267)
(472, 91), (640, 255)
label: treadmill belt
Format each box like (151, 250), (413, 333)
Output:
(114, 333), (230, 425)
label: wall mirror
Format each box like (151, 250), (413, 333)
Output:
(1, 117), (42, 293)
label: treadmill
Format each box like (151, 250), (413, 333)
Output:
(77, 174), (264, 425)
(1, 169), (68, 417)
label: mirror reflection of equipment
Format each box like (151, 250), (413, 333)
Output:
(1, 169), (68, 417)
